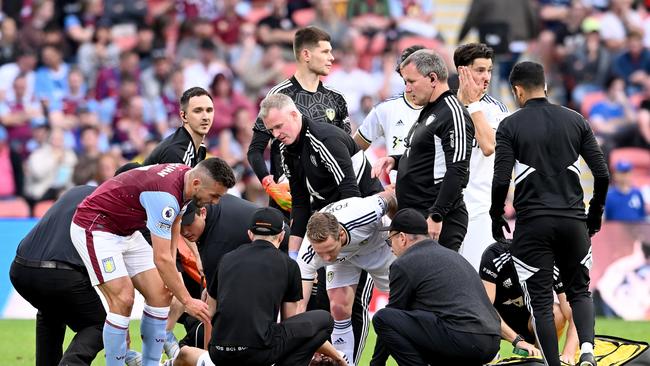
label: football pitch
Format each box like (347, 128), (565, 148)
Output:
(0, 317), (648, 365)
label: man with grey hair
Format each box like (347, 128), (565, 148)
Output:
(261, 92), (382, 365)
(372, 49), (475, 252)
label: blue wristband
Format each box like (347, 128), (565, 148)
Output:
(289, 250), (299, 260)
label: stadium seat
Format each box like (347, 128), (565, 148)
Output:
(397, 36), (442, 54)
(610, 148), (650, 173)
(33, 200), (55, 218)
(581, 91), (607, 117)
(245, 6), (271, 24)
(0, 197), (30, 218)
(292, 8), (316, 27)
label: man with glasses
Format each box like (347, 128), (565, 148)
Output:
(372, 208), (501, 365)
(296, 189), (396, 365)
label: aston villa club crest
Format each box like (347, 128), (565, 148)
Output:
(325, 108), (336, 121)
(103, 257), (116, 273)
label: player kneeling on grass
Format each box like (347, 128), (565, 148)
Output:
(164, 207), (347, 366)
(480, 240), (579, 364)
(296, 189), (398, 365)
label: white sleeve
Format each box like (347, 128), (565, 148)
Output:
(339, 195), (386, 237)
(357, 106), (383, 144)
(297, 238), (323, 281)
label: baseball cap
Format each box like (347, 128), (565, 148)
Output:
(181, 201), (200, 226)
(249, 207), (285, 235)
(380, 208), (429, 235)
(615, 160), (633, 173)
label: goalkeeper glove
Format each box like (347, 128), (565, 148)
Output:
(262, 175), (292, 211)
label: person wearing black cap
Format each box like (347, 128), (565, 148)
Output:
(490, 61), (609, 366)
(371, 208), (501, 366)
(165, 207), (346, 366)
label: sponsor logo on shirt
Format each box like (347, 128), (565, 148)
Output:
(102, 257), (116, 273)
(326, 108), (336, 121)
(503, 278), (513, 288)
(482, 267), (497, 279)
(162, 206), (176, 221)
(157, 222), (171, 231)
(396, 119), (404, 126)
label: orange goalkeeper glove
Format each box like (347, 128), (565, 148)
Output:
(262, 175), (292, 211)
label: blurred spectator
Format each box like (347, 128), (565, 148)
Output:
(537, 0), (572, 43)
(235, 43), (285, 102)
(208, 73), (254, 138)
(160, 67), (184, 130)
(61, 67), (95, 129)
(312, 0), (351, 49)
(141, 49), (173, 99)
(18, 0), (55, 52)
(213, 0), (245, 48)
(228, 22), (264, 67)
(216, 107), (253, 170)
(0, 17), (19, 65)
(600, 0), (643, 51)
(0, 73), (45, 158)
(634, 78), (650, 149)
(92, 152), (121, 185)
(562, 17), (612, 107)
(76, 19), (120, 90)
(256, 0), (297, 52)
(175, 0), (220, 22)
(97, 74), (138, 127)
(72, 125), (103, 185)
(0, 126), (24, 199)
(182, 38), (229, 91)
(612, 31), (650, 93)
(111, 95), (158, 159)
(134, 24), (156, 69)
(389, 0), (438, 40)
(606, 160), (647, 221)
(325, 50), (378, 114)
(350, 94), (375, 131)
(94, 49), (140, 100)
(24, 127), (77, 203)
(176, 18), (219, 64)
(63, 0), (104, 59)
(103, 0), (147, 26)
(347, 0), (392, 70)
(0, 48), (37, 105)
(34, 45), (70, 111)
(588, 76), (638, 156)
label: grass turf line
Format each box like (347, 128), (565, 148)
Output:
(0, 318), (648, 365)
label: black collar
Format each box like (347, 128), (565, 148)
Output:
(523, 97), (549, 107)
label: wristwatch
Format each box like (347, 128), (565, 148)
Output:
(429, 213), (443, 223)
(512, 334), (524, 347)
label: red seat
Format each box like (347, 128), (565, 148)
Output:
(582, 91), (607, 117)
(397, 36), (442, 54)
(0, 197), (30, 218)
(610, 147), (650, 173)
(33, 200), (55, 218)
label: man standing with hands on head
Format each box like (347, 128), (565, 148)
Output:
(490, 61), (609, 366)
(372, 49), (474, 251)
(454, 43), (510, 270)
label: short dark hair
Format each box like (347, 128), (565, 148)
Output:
(293, 26), (331, 60)
(509, 61), (546, 91)
(197, 157), (236, 188)
(179, 87), (213, 113)
(396, 45), (426, 75)
(453, 43), (494, 68)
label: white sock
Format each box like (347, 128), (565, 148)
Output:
(580, 342), (594, 355)
(332, 318), (355, 366)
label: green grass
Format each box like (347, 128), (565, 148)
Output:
(0, 318), (648, 365)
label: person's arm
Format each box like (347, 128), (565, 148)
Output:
(184, 238), (204, 277)
(319, 135), (362, 200)
(288, 159), (310, 250)
(246, 120), (273, 182)
(490, 121), (515, 219)
(296, 238), (320, 311)
(428, 107), (473, 219)
(354, 106), (382, 151)
(386, 262), (412, 309)
(283, 260), (304, 319)
(207, 293), (217, 318)
(558, 293), (579, 363)
(281, 301), (299, 319)
(579, 117), (610, 236)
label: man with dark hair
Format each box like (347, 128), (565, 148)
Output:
(491, 61), (610, 366)
(145, 87), (213, 167)
(70, 158), (235, 366)
(163, 207), (346, 366)
(260, 93), (383, 364)
(353, 45), (425, 183)
(453, 43), (511, 270)
(373, 49), (475, 252)
(247, 26), (350, 216)
(372, 208), (501, 365)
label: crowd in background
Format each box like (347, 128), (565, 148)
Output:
(0, 0), (648, 221)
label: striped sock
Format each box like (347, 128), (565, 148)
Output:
(332, 318), (355, 366)
(140, 305), (169, 366)
(104, 312), (129, 366)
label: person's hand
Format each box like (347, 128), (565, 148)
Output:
(457, 66), (483, 105)
(426, 216), (442, 241)
(491, 215), (511, 242)
(586, 206), (603, 237)
(262, 175), (292, 211)
(372, 157), (395, 178)
(310, 353), (337, 366)
(560, 352), (576, 365)
(184, 298), (211, 324)
(516, 340), (541, 357)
